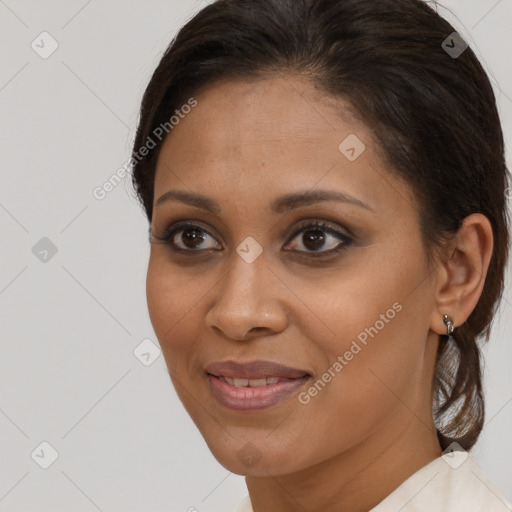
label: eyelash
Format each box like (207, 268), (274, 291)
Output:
(152, 220), (354, 258)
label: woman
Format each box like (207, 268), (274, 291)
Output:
(130, 0), (511, 510)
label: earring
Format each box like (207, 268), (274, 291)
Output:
(443, 314), (455, 335)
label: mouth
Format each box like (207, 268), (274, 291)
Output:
(205, 360), (312, 410)
(205, 359), (311, 379)
(213, 375), (287, 387)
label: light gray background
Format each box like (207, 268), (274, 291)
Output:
(0, 1), (510, 511)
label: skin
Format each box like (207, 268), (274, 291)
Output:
(146, 75), (493, 512)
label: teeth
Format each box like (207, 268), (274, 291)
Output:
(223, 376), (281, 387)
(248, 378), (267, 387)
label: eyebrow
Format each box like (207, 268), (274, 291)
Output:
(155, 188), (372, 214)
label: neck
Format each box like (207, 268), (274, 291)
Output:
(245, 407), (442, 512)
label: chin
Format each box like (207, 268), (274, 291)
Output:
(202, 434), (307, 477)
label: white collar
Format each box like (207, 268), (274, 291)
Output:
(233, 453), (511, 512)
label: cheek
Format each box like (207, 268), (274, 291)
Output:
(288, 309), (424, 463)
(296, 243), (431, 400)
(146, 255), (200, 352)
(291, 254), (409, 357)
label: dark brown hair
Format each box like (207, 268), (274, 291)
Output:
(131, 0), (510, 451)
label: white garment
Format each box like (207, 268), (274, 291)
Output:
(233, 452), (512, 512)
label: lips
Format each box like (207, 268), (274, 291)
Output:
(205, 360), (312, 410)
(204, 360), (311, 380)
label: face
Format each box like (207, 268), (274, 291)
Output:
(147, 76), (440, 477)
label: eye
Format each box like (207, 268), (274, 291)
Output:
(152, 219), (353, 257)
(152, 222), (221, 251)
(283, 220), (353, 257)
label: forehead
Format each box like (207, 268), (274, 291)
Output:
(153, 76), (416, 219)
(172, 77), (358, 145)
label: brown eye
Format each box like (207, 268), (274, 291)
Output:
(154, 222), (222, 251)
(284, 221), (353, 256)
(179, 227), (207, 249)
(301, 228), (327, 251)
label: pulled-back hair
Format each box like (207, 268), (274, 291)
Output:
(131, 0), (510, 451)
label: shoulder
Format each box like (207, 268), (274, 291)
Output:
(371, 452), (512, 512)
(234, 453), (511, 512)
(233, 495), (253, 512)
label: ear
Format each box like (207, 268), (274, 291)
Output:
(430, 213), (494, 335)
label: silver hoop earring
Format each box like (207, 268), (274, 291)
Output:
(443, 314), (455, 335)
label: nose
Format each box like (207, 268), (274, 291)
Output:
(204, 252), (288, 341)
